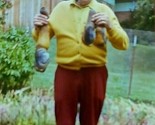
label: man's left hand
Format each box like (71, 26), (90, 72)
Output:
(91, 12), (112, 30)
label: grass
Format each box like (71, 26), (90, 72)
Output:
(106, 72), (155, 103)
(129, 72), (155, 102)
(31, 64), (56, 88)
(31, 39), (155, 103)
(106, 44), (155, 102)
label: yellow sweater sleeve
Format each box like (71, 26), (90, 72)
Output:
(32, 27), (39, 42)
(106, 7), (129, 50)
(32, 23), (55, 49)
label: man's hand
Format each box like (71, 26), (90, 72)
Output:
(91, 12), (112, 30)
(34, 7), (50, 72)
(33, 14), (48, 27)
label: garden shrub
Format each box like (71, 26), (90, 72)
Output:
(0, 27), (35, 94)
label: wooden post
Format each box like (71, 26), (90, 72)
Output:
(128, 35), (137, 98)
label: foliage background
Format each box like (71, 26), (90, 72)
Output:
(0, 27), (35, 94)
(121, 0), (155, 31)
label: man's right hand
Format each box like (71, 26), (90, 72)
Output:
(33, 8), (50, 72)
(33, 14), (48, 27)
(33, 13), (49, 72)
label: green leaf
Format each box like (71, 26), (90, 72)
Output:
(0, 27), (35, 94)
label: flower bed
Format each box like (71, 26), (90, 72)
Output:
(99, 97), (155, 125)
(0, 89), (155, 125)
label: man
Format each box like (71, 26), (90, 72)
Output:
(32, 0), (129, 125)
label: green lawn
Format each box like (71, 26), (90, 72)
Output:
(31, 64), (56, 88)
(106, 43), (155, 102)
(107, 72), (155, 103)
(31, 39), (155, 103)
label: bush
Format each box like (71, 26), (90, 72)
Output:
(0, 27), (35, 94)
(120, 0), (155, 31)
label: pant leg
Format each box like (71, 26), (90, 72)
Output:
(54, 66), (81, 125)
(79, 66), (108, 125)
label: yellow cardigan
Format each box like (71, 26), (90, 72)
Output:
(32, 0), (129, 70)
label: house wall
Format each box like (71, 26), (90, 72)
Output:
(104, 0), (115, 5)
(115, 11), (131, 22)
(114, 2), (136, 12)
(104, 1), (136, 23)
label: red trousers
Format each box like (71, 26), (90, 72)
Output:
(54, 66), (108, 125)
